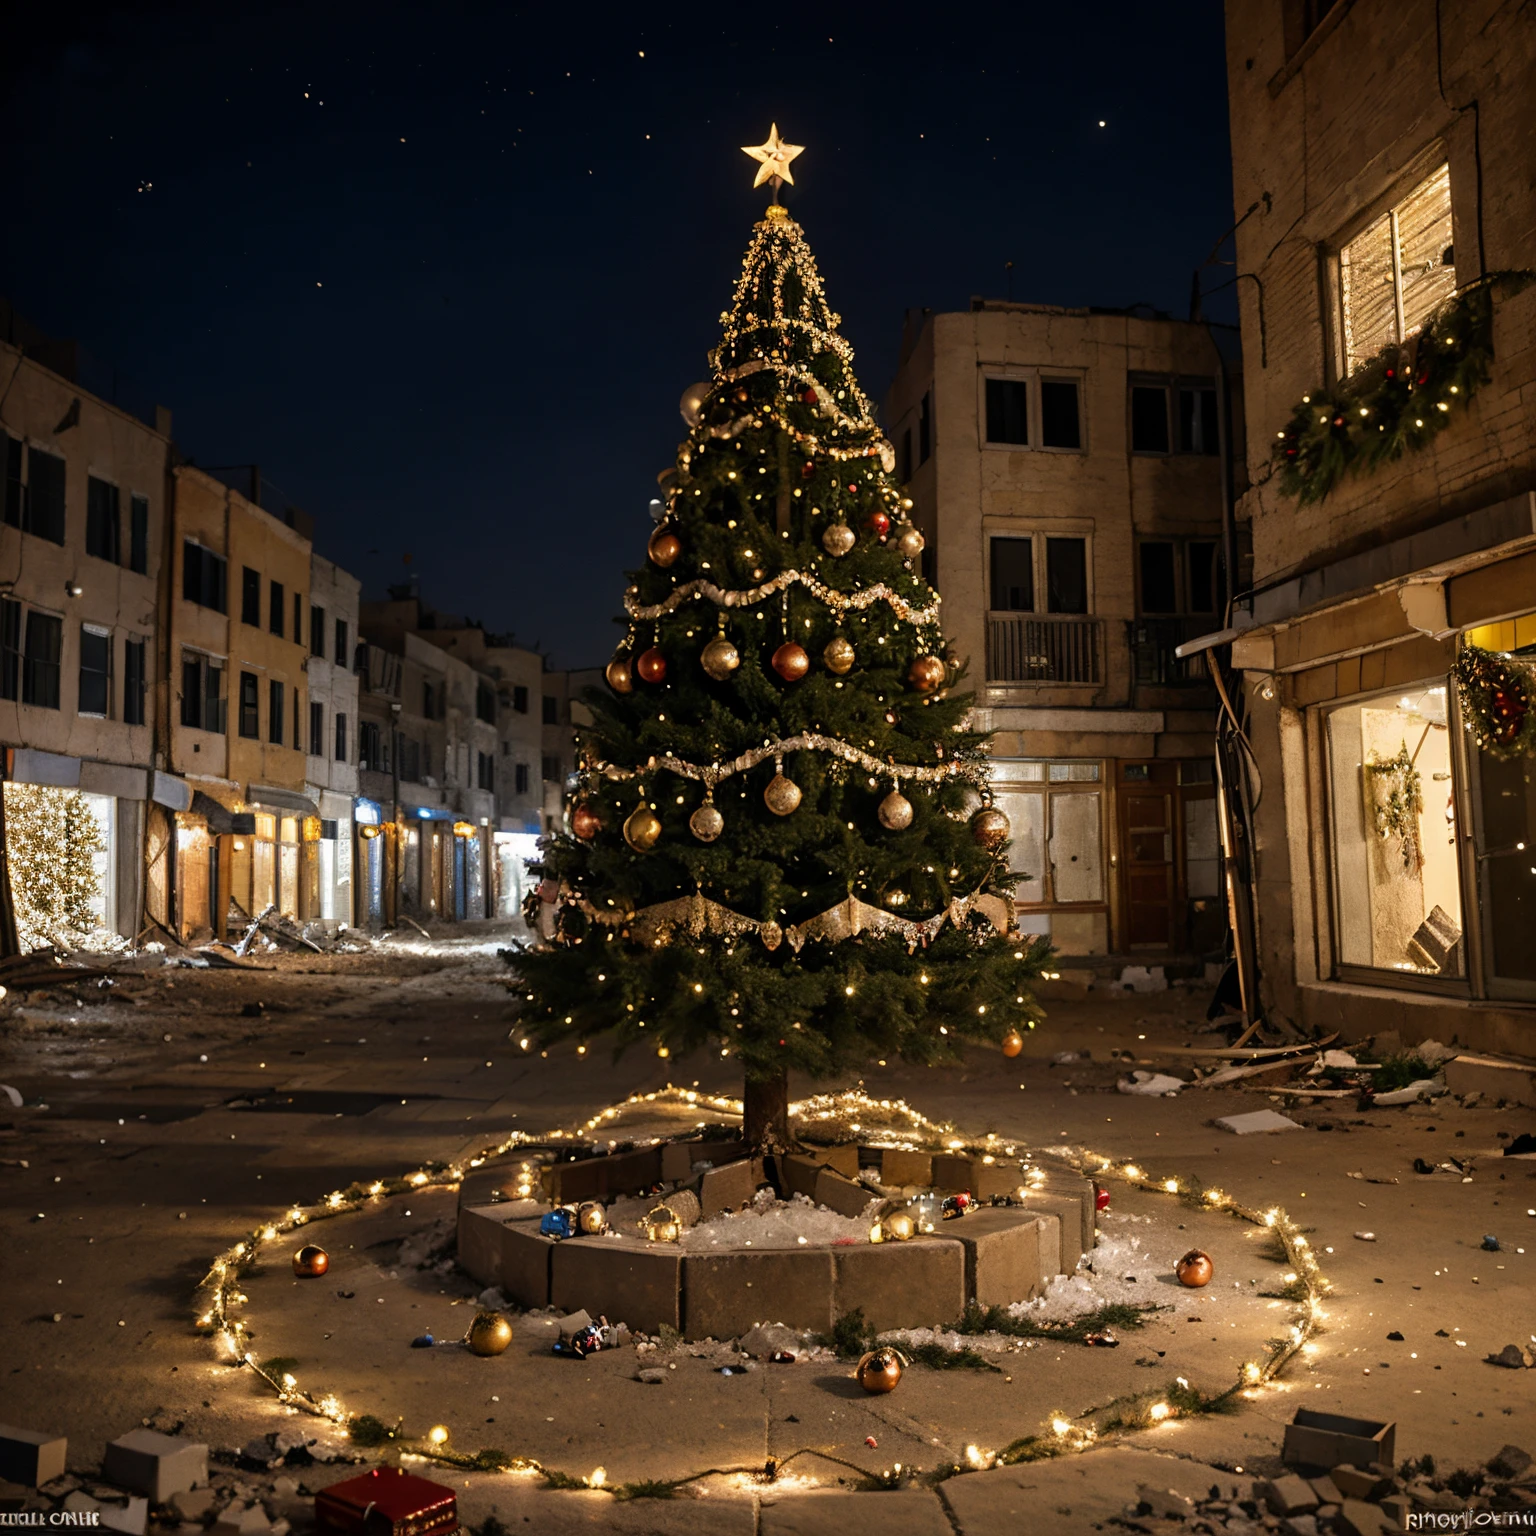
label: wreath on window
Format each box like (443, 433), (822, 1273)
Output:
(1272, 271), (1534, 506)
(1365, 743), (1423, 875)
(1456, 643), (1536, 760)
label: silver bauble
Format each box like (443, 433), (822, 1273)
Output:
(689, 801), (724, 842)
(679, 381), (712, 427)
(894, 525), (925, 559)
(878, 790), (914, 830)
(821, 523), (856, 557)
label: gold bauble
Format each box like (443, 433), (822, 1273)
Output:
(1001, 1028), (1024, 1059)
(764, 774), (802, 817)
(855, 1348), (904, 1394)
(679, 381), (711, 427)
(894, 524), (925, 559)
(689, 801), (724, 842)
(882, 1210), (915, 1241)
(623, 804), (662, 852)
(292, 1244), (329, 1278)
(823, 636), (855, 675)
(821, 522), (856, 557)
(647, 527), (682, 568)
(908, 655), (946, 693)
(1176, 1249), (1214, 1288)
(878, 790), (914, 830)
(700, 633), (740, 681)
(971, 807), (1011, 850)
(467, 1310), (514, 1357)
(606, 656), (634, 694)
(576, 1201), (607, 1235)
(644, 1204), (681, 1243)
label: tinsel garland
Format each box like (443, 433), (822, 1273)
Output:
(589, 731), (983, 791)
(1456, 642), (1536, 759)
(1364, 743), (1424, 874)
(1272, 271), (1534, 506)
(624, 568), (942, 627)
(564, 889), (1014, 953)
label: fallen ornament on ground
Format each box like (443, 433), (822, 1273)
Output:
(1176, 1249), (1214, 1287)
(855, 1347), (904, 1393)
(291, 1244), (329, 1277)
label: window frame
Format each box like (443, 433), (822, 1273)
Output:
(990, 759), (1109, 911)
(22, 608), (63, 709)
(183, 541), (228, 613)
(238, 671), (260, 740)
(977, 367), (1087, 456)
(334, 618), (348, 668)
(1320, 675), (1473, 997)
(85, 475), (122, 564)
(1325, 151), (1454, 382)
(0, 598), (21, 700)
(123, 636), (146, 725)
(334, 711), (348, 763)
(310, 698), (325, 755)
(985, 527), (1095, 616)
(269, 580), (286, 638)
(24, 446), (67, 545)
(269, 678), (284, 744)
(77, 623), (113, 718)
(241, 567), (261, 626)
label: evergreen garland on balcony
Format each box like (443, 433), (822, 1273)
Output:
(1272, 271), (1534, 506)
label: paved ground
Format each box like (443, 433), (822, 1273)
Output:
(3, 920), (1534, 1533)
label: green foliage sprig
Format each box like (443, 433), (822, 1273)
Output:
(1273, 271), (1534, 505)
(1456, 643), (1536, 760)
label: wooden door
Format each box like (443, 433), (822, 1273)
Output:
(1118, 766), (1176, 949)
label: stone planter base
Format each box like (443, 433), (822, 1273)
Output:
(457, 1143), (1096, 1340)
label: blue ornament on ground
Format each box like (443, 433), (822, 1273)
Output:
(410, 1333), (435, 1348)
(540, 1208), (574, 1239)
(1482, 1234), (1501, 1251)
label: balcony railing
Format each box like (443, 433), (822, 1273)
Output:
(987, 613), (1103, 684)
(1129, 616), (1212, 685)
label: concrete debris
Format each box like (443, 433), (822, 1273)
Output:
(1119, 965), (1168, 993)
(1117, 1071), (1186, 1097)
(1372, 1078), (1446, 1106)
(635, 1368), (667, 1384)
(1489, 1446), (1533, 1478)
(1354, 1231), (1376, 1241)
(1487, 1343), (1536, 1368)
(739, 1322), (799, 1359)
(0, 1085), (23, 1107)
(1214, 1109), (1305, 1134)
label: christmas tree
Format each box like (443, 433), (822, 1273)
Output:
(515, 130), (1047, 1149)
(2, 784), (105, 952)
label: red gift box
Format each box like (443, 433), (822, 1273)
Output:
(315, 1467), (459, 1536)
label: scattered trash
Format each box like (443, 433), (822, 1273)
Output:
(864, 1436), (878, 1449)
(1083, 1331), (1118, 1347)
(1118, 1071), (1185, 1097)
(1386, 1331), (1404, 1341)
(1346, 1170), (1400, 1185)
(1413, 1158), (1437, 1174)
(1052, 1051), (1083, 1065)
(1482, 1234), (1502, 1251)
(1504, 1133), (1536, 1158)
(769, 1350), (797, 1364)
(1119, 965), (1168, 994)
(1354, 1231), (1376, 1242)
(1214, 1109), (1305, 1135)
(0, 1085), (23, 1108)
(1319, 1049), (1362, 1069)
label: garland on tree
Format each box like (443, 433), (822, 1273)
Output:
(2, 784), (105, 952)
(1456, 643), (1536, 759)
(1272, 271), (1534, 506)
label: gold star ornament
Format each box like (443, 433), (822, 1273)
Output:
(742, 124), (804, 190)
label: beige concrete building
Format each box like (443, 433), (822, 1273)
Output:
(1212, 0), (1536, 1052)
(169, 466), (317, 938)
(886, 302), (1242, 962)
(305, 553), (361, 925)
(0, 323), (173, 944)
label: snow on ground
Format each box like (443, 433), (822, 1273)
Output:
(676, 1188), (876, 1250)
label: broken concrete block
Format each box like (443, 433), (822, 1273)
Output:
(1030, 1168), (1097, 1255)
(1135, 1484), (1192, 1519)
(780, 1154), (826, 1200)
(950, 1209), (1055, 1305)
(1281, 1518), (1319, 1536)
(1216, 1109), (1305, 1134)
(1489, 1445), (1533, 1478)
(683, 1249), (833, 1340)
(1334, 1498), (1393, 1536)
(813, 1168), (875, 1220)
(211, 1503), (270, 1536)
(171, 1489), (216, 1522)
(833, 1239), (964, 1332)
(659, 1141), (699, 1184)
(1330, 1466), (1392, 1501)
(100, 1500), (150, 1536)
(102, 1430), (207, 1503)
(457, 1209), (554, 1309)
(1015, 1190), (1086, 1268)
(1307, 1476), (1342, 1505)
(697, 1158), (761, 1217)
(0, 1424), (67, 1488)
(879, 1149), (932, 1188)
(740, 1322), (799, 1359)
(1378, 1495), (1410, 1526)
(1282, 1409), (1395, 1474)
(1261, 1473), (1320, 1515)
(799, 1143), (859, 1179)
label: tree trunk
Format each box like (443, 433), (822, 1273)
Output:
(742, 1068), (790, 1154)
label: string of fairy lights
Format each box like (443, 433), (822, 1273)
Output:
(197, 1086), (1334, 1497)
(623, 570), (942, 627)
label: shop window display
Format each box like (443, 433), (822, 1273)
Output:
(1327, 683), (1463, 976)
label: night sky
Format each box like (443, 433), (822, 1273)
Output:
(2, 4), (1234, 669)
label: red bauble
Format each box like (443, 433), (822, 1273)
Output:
(635, 647), (667, 684)
(801, 460), (816, 479)
(1094, 1185), (1111, 1212)
(771, 642), (810, 682)
(865, 510), (891, 539)
(801, 387), (818, 405)
(1490, 684), (1528, 744)
(571, 803), (601, 841)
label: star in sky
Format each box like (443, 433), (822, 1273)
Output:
(742, 124), (805, 189)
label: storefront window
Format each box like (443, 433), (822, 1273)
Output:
(1327, 682), (1464, 977)
(1475, 748), (1536, 986)
(991, 761), (1105, 907)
